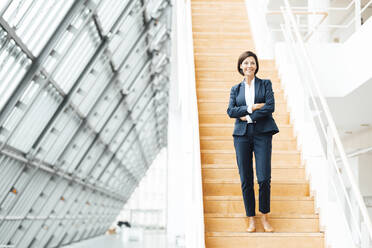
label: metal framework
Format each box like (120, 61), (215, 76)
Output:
(0, 0), (172, 247)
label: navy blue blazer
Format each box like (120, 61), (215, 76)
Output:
(227, 77), (279, 136)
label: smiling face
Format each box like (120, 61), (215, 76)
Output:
(240, 56), (257, 77)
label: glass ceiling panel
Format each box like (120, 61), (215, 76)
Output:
(0, 27), (32, 111)
(1, 0), (75, 56)
(0, 0), (172, 246)
(95, 0), (130, 35)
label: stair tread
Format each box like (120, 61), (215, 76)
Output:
(202, 164), (302, 169)
(200, 136), (295, 140)
(200, 123), (291, 127)
(205, 232), (324, 237)
(204, 213), (318, 218)
(198, 112), (287, 115)
(199, 111), (288, 115)
(198, 99), (286, 103)
(204, 195), (313, 201)
(203, 178), (308, 184)
(202, 164), (305, 170)
(201, 149), (300, 154)
(197, 87), (280, 91)
(196, 68), (277, 72)
(193, 31), (251, 35)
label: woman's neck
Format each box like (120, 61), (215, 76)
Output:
(245, 76), (254, 85)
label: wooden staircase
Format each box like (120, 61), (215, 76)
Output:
(191, 0), (325, 247)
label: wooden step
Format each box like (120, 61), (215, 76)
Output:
(191, 12), (248, 19)
(194, 56), (275, 68)
(200, 134), (295, 142)
(200, 148), (299, 155)
(196, 87), (283, 97)
(195, 77), (281, 84)
(202, 163), (303, 169)
(193, 32), (252, 40)
(205, 232), (324, 248)
(195, 58), (276, 71)
(194, 47), (256, 54)
(198, 101), (287, 113)
(191, 9), (247, 17)
(191, 15), (249, 24)
(204, 197), (315, 214)
(202, 167), (305, 181)
(191, 2), (246, 9)
(194, 47), (258, 55)
(199, 125), (293, 138)
(193, 38), (253, 48)
(191, 1), (246, 8)
(195, 69), (279, 78)
(192, 23), (252, 33)
(195, 71), (280, 82)
(195, 80), (282, 91)
(197, 99), (286, 105)
(204, 178), (307, 184)
(197, 98), (286, 104)
(200, 137), (297, 150)
(203, 182), (309, 197)
(197, 95), (286, 104)
(191, 14), (248, 23)
(201, 151), (301, 166)
(198, 113), (290, 125)
(204, 214), (320, 233)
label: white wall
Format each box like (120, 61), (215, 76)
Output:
(306, 17), (372, 97)
(342, 127), (372, 152)
(358, 154), (372, 196)
(167, 1), (205, 247)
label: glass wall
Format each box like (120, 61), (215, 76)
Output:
(0, 0), (172, 247)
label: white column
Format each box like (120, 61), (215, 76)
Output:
(167, 1), (205, 247)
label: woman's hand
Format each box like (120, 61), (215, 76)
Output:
(240, 104), (265, 121)
(253, 103), (265, 111)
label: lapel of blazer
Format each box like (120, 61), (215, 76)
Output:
(238, 80), (246, 106)
(254, 76), (262, 103)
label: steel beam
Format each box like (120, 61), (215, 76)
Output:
(0, 0), (86, 126)
(0, 147), (125, 202)
(0, 16), (35, 60)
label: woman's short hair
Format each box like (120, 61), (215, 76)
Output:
(237, 51), (259, 76)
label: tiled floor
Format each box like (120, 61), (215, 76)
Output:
(63, 229), (172, 248)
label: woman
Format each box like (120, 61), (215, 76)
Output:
(227, 51), (279, 232)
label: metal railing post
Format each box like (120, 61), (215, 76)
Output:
(355, 0), (362, 30)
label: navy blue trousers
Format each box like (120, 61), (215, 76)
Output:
(233, 124), (272, 217)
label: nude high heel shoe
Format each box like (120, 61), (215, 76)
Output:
(261, 214), (274, 232)
(245, 217), (256, 232)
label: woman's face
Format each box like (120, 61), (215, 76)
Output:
(240, 56), (256, 77)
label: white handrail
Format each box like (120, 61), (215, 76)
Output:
(268, 1), (355, 12)
(337, 146), (372, 161)
(268, 0), (372, 33)
(280, 0), (372, 246)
